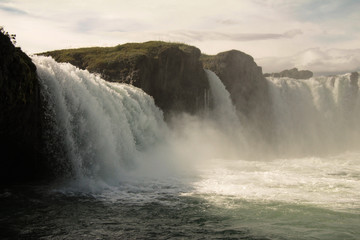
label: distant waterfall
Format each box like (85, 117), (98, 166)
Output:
(205, 70), (360, 157)
(266, 73), (360, 156)
(33, 56), (166, 184)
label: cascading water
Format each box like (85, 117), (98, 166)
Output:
(34, 56), (167, 186)
(205, 69), (239, 124)
(4, 57), (359, 240)
(205, 69), (247, 154)
(266, 73), (360, 156)
(189, 73), (360, 240)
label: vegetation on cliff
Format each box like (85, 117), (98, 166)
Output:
(41, 41), (209, 115)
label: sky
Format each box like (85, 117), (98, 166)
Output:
(1, 0), (359, 75)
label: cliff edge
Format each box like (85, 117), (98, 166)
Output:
(41, 42), (209, 116)
(201, 50), (274, 147)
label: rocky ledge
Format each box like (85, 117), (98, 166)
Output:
(264, 68), (313, 79)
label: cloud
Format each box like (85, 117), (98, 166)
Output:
(153, 29), (302, 42)
(75, 17), (148, 33)
(283, 29), (303, 38)
(0, 0), (357, 66)
(257, 48), (360, 75)
(293, 0), (360, 22)
(215, 19), (239, 25)
(0, 4), (28, 15)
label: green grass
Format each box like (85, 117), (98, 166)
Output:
(39, 41), (201, 83)
(40, 41), (197, 71)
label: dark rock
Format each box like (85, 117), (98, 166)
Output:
(0, 31), (45, 183)
(350, 72), (359, 86)
(201, 50), (269, 115)
(41, 42), (209, 117)
(264, 68), (313, 79)
(349, 72), (359, 100)
(201, 50), (274, 146)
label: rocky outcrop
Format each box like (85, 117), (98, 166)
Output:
(350, 72), (359, 99)
(264, 68), (313, 79)
(350, 72), (359, 86)
(42, 42), (209, 116)
(0, 31), (45, 183)
(201, 50), (269, 115)
(201, 50), (274, 147)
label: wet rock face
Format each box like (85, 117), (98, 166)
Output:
(201, 50), (269, 115)
(201, 50), (274, 147)
(155, 46), (208, 114)
(350, 72), (359, 86)
(264, 68), (313, 79)
(42, 42), (209, 117)
(128, 45), (209, 115)
(0, 31), (44, 183)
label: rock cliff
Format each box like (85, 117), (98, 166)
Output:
(201, 50), (270, 115)
(201, 50), (274, 148)
(41, 42), (209, 116)
(0, 31), (44, 183)
(264, 68), (313, 79)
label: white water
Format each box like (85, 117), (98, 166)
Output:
(190, 152), (360, 211)
(32, 57), (360, 238)
(205, 69), (239, 124)
(35, 56), (167, 187)
(267, 74), (360, 156)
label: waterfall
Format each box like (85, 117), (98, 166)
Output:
(202, 70), (360, 158)
(266, 73), (360, 156)
(31, 55), (360, 184)
(33, 56), (166, 185)
(205, 69), (246, 154)
(205, 69), (239, 124)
